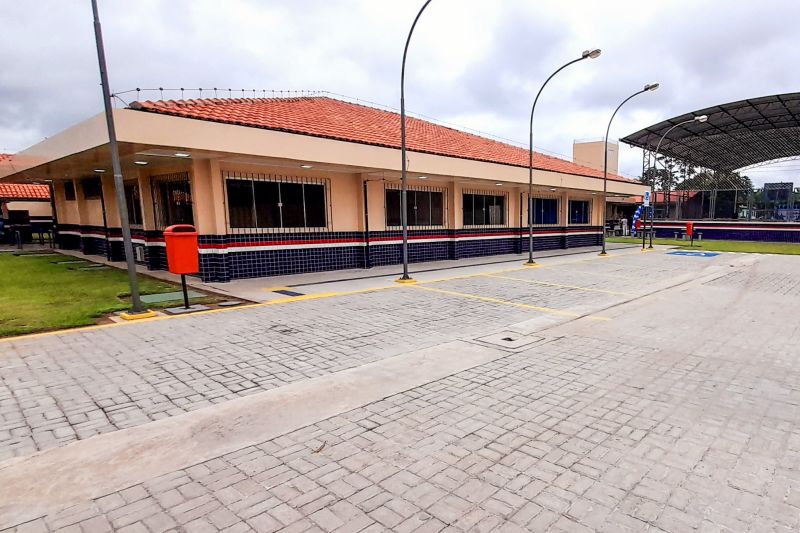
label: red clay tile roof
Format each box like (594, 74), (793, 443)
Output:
(0, 183), (51, 201)
(131, 97), (634, 183)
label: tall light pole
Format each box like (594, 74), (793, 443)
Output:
(600, 83), (659, 256)
(397, 0), (434, 283)
(648, 115), (707, 248)
(91, 0), (146, 315)
(525, 49), (601, 266)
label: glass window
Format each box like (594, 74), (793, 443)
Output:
(280, 183), (306, 228)
(254, 181), (281, 228)
(463, 193), (505, 226)
(226, 178), (327, 229)
(64, 181), (76, 201)
(304, 184), (327, 228)
(569, 200), (590, 224)
(226, 179), (256, 228)
(386, 189), (402, 227)
(156, 178), (194, 227)
(530, 198), (559, 225)
(124, 183), (143, 226)
(82, 177), (102, 199)
(386, 189), (444, 227)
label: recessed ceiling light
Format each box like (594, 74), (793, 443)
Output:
(495, 182), (502, 186)
(134, 160), (148, 165)
(174, 152), (191, 158)
(549, 188), (557, 192)
(300, 164), (313, 169)
(94, 169), (105, 173)
(418, 176), (428, 180)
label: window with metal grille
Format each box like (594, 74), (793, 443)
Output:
(569, 199), (591, 224)
(224, 171), (330, 233)
(124, 182), (143, 227)
(82, 177), (102, 200)
(463, 191), (507, 226)
(151, 172), (194, 229)
(529, 197), (559, 225)
(63, 181), (76, 201)
(385, 184), (446, 228)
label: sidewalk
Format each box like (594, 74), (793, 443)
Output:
(54, 243), (641, 303)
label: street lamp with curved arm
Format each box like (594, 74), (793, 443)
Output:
(599, 82), (659, 256)
(397, 0), (434, 283)
(525, 48), (601, 266)
(647, 114), (708, 247)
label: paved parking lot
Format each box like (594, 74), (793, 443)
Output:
(2, 247), (800, 532)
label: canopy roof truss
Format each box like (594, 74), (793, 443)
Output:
(621, 92), (800, 172)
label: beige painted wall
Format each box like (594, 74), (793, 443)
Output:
(53, 180), (80, 225)
(573, 140), (618, 176)
(76, 178), (105, 228)
(5, 200), (51, 218)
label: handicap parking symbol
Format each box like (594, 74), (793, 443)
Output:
(667, 251), (720, 257)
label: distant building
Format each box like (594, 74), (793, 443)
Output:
(763, 182), (794, 205)
(0, 167), (53, 243)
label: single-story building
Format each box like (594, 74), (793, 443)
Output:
(0, 96), (647, 281)
(0, 158), (53, 243)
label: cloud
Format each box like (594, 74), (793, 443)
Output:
(1, 0), (798, 185)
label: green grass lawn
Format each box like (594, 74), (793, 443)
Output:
(607, 236), (800, 255)
(0, 252), (210, 337)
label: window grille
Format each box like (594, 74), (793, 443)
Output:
(528, 196), (561, 226)
(124, 182), (143, 228)
(385, 183), (448, 229)
(223, 171), (331, 234)
(568, 199), (591, 225)
(462, 189), (508, 227)
(151, 172), (194, 230)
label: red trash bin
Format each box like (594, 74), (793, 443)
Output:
(163, 225), (199, 309)
(164, 224), (199, 275)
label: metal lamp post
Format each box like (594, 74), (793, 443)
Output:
(91, 0), (145, 314)
(648, 114), (708, 248)
(397, 0), (434, 283)
(525, 49), (601, 266)
(600, 83), (660, 256)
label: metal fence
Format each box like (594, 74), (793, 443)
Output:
(639, 150), (799, 221)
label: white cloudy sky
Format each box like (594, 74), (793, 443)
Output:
(1, 0), (799, 185)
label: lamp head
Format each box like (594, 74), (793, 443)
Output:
(582, 49), (602, 59)
(644, 83), (660, 92)
(694, 115), (708, 123)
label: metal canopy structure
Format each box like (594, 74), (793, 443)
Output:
(621, 92), (800, 172)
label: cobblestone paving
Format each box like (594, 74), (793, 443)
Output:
(18, 289), (800, 532)
(7, 249), (800, 532)
(0, 251), (698, 460)
(0, 290), (540, 460)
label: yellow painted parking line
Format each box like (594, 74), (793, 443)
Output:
(484, 274), (636, 296)
(407, 284), (610, 321)
(266, 292), (340, 304)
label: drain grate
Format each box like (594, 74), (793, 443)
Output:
(475, 331), (545, 351)
(273, 289), (305, 297)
